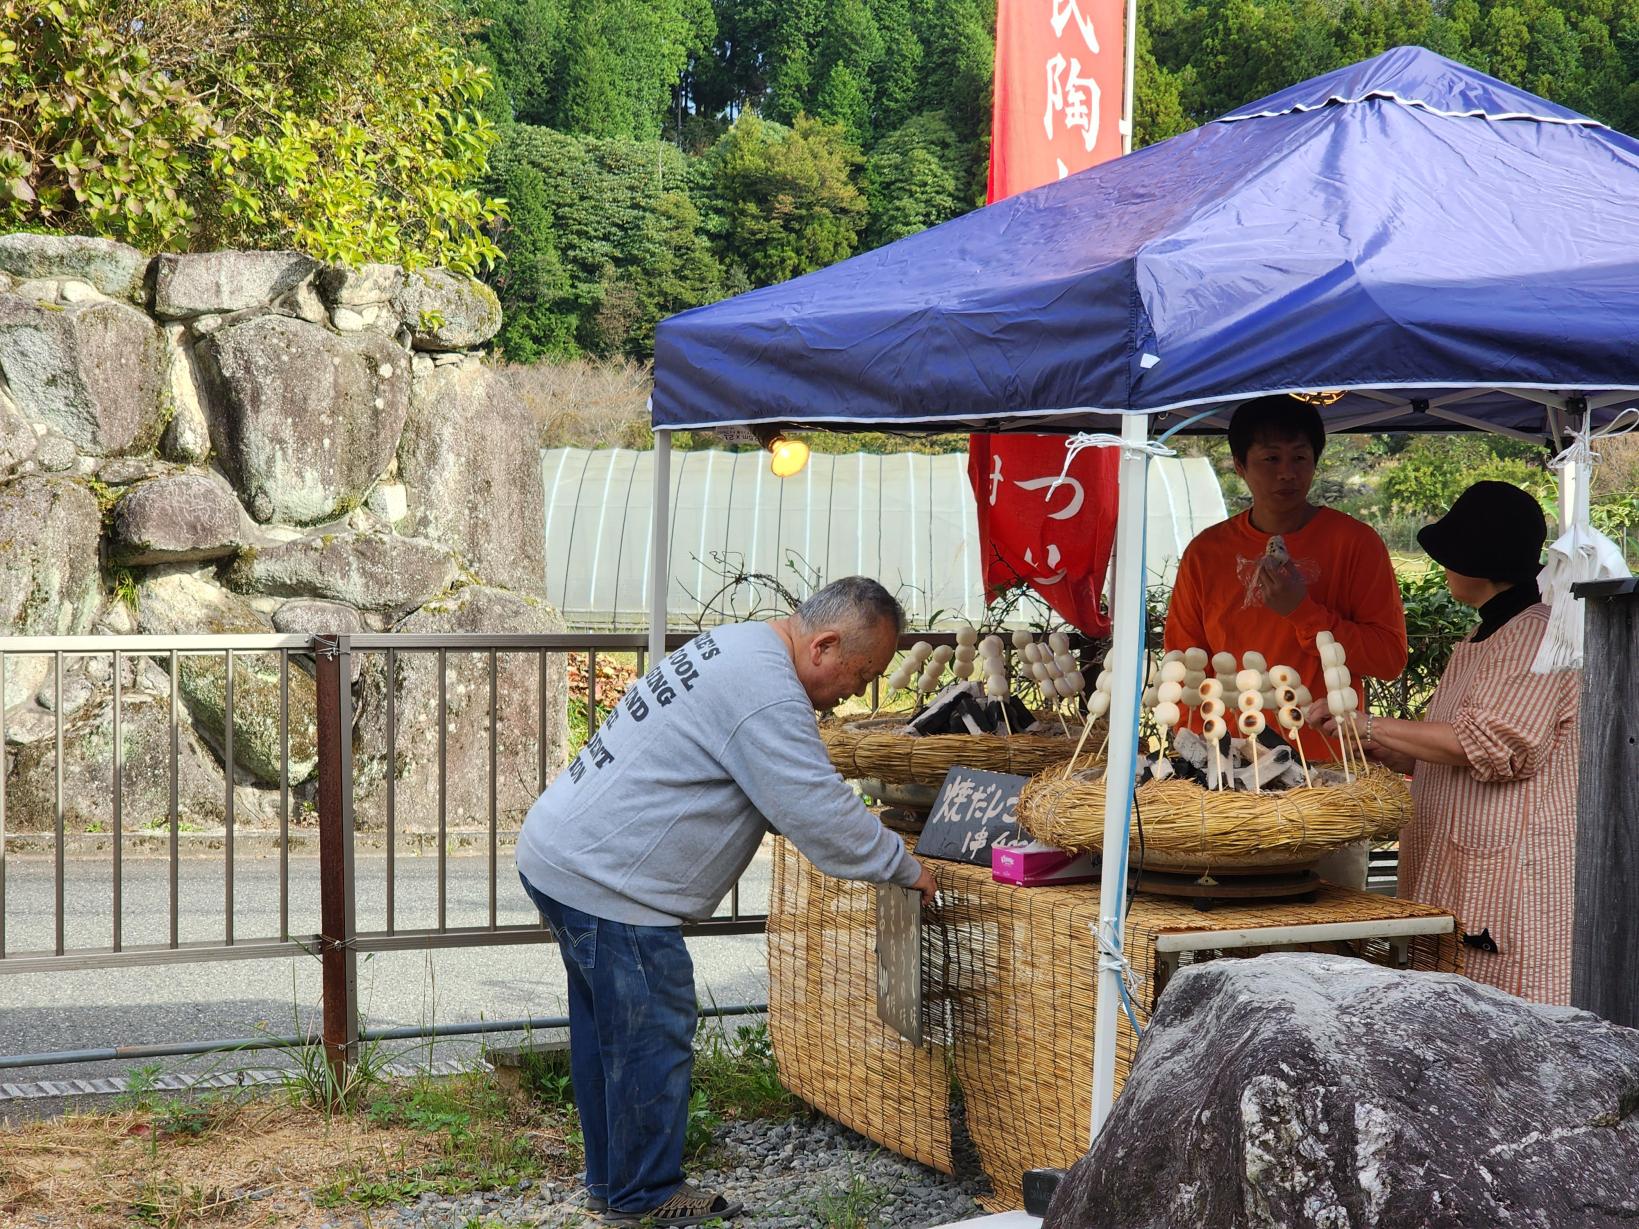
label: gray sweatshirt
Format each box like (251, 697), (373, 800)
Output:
(516, 621), (920, 926)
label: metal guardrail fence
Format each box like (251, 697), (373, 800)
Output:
(0, 630), (769, 1073)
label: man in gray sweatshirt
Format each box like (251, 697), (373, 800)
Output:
(517, 576), (936, 1225)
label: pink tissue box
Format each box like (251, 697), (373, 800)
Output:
(991, 840), (1098, 886)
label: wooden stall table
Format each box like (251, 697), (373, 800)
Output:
(766, 835), (1461, 1211)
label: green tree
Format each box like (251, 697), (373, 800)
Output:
(1, 0), (504, 271)
(486, 126), (721, 359)
(863, 112), (962, 247)
(696, 112), (868, 287)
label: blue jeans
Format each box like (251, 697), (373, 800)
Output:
(520, 874), (697, 1214)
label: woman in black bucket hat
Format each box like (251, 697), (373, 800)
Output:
(1312, 480), (1580, 1004)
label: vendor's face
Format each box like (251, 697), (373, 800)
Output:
(1444, 569), (1504, 608)
(1234, 432), (1317, 518)
(799, 618), (900, 710)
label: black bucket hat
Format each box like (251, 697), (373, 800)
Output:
(1417, 480), (1547, 582)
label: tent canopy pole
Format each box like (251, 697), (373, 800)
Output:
(1090, 411), (1151, 1140)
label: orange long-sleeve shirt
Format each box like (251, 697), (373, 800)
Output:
(1164, 507), (1408, 759)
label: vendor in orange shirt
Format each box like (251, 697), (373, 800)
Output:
(1165, 393), (1408, 764)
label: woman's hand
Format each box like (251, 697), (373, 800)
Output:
(1364, 742), (1416, 775)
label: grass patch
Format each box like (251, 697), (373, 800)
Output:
(814, 1171), (890, 1228)
(692, 1020), (797, 1121)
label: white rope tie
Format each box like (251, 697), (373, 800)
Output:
(1548, 406), (1639, 473)
(1047, 430), (1179, 498)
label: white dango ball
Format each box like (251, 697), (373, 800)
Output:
(1238, 710), (1267, 735)
(1202, 715), (1227, 740)
(919, 669), (943, 693)
(1235, 668), (1264, 694)
(1268, 665), (1300, 689)
(1159, 660), (1188, 684)
(1242, 651), (1269, 673)
(1143, 685), (1160, 708)
(952, 659), (975, 680)
(1275, 685), (1299, 706)
(1261, 689), (1278, 711)
(954, 644), (977, 663)
(1095, 670), (1114, 693)
(1064, 671), (1086, 694)
(1030, 662), (1051, 682)
(1198, 678), (1223, 701)
(888, 667), (913, 690)
(1316, 629), (1335, 648)
(1184, 668), (1206, 688)
(1056, 676), (1080, 698)
(1161, 649), (1185, 666)
(1200, 697), (1224, 719)
(1278, 705), (1303, 731)
(979, 635), (1004, 658)
(1339, 686), (1360, 712)
(1183, 647), (1210, 671)
(1238, 690), (1263, 712)
(1089, 690), (1111, 717)
(1295, 685), (1314, 708)
(1011, 629), (1033, 650)
(909, 640), (933, 662)
(1154, 700), (1181, 727)
(985, 677), (1010, 699)
(1157, 680), (1184, 704)
(1323, 665), (1350, 691)
(1054, 652), (1078, 675)
(930, 644), (954, 665)
(1048, 631), (1070, 655)
(1326, 689), (1346, 716)
(1021, 642), (1042, 664)
(1211, 651), (1238, 675)
(955, 625), (979, 647)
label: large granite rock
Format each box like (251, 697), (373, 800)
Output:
(0, 234), (147, 300)
(392, 269), (502, 350)
(0, 292), (169, 454)
(1044, 953), (1639, 1229)
(4, 687), (250, 834)
(352, 585), (567, 832)
(159, 325), (211, 464)
(136, 571), (319, 784)
(399, 362), (544, 592)
(0, 476), (102, 638)
(317, 263), (403, 307)
(198, 314), (410, 524)
(0, 393), (38, 477)
(108, 472), (246, 565)
(0, 476), (102, 711)
(224, 529), (458, 614)
(150, 251), (320, 318)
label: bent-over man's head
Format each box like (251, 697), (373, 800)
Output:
(784, 577), (905, 710)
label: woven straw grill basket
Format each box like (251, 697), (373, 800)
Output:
(1017, 763), (1413, 872)
(822, 712), (1093, 788)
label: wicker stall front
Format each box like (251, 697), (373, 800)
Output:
(767, 837), (1462, 1211)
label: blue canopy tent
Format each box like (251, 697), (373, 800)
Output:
(648, 46), (1639, 1140)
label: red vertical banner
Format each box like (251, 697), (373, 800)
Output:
(974, 0), (1127, 635)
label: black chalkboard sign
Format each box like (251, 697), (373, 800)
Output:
(916, 767), (1029, 866)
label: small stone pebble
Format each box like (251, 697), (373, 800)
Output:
(357, 1115), (989, 1228)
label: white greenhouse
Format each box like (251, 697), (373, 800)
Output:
(541, 448), (1227, 630)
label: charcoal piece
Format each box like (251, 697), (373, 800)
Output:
(908, 681), (980, 735)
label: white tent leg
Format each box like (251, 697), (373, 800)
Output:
(650, 430), (672, 662)
(1090, 411), (1150, 1142)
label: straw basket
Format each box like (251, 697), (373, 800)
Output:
(822, 712), (1093, 789)
(1017, 763), (1412, 873)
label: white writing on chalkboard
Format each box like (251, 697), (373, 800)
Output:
(919, 767), (1032, 866)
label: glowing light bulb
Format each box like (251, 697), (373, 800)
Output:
(769, 436), (809, 478)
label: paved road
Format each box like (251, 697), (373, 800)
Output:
(0, 844), (772, 1094)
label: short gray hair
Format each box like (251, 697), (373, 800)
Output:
(794, 577), (905, 639)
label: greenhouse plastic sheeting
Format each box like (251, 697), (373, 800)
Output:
(540, 449), (1226, 629)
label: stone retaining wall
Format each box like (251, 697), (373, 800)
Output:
(0, 235), (567, 833)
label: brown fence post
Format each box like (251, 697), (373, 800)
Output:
(314, 634), (360, 1082)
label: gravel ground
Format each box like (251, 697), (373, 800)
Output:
(355, 1115), (989, 1228)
